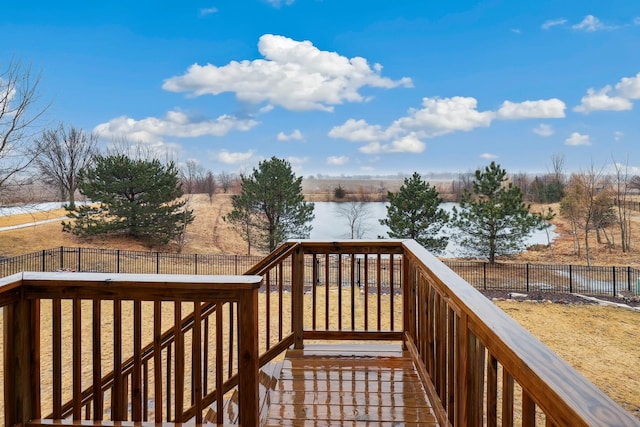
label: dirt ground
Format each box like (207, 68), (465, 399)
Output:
(1, 190), (639, 419)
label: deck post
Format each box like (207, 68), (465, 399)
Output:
(4, 296), (41, 426)
(402, 253), (414, 350)
(292, 245), (305, 349)
(238, 287), (260, 427)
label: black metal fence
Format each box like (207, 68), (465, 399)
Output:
(0, 246), (262, 278)
(1, 246), (639, 297)
(445, 260), (640, 297)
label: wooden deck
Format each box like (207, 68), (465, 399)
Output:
(261, 344), (439, 426)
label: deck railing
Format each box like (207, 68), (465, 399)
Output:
(1, 272), (263, 426)
(2, 239), (638, 426)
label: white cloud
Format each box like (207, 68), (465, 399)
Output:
(541, 18), (567, 30)
(565, 132), (591, 146)
(390, 96), (495, 137)
(480, 153), (498, 160)
(163, 34), (412, 112)
(635, 17), (640, 25)
(277, 129), (304, 141)
(511, 28), (521, 34)
(572, 15), (614, 32)
(615, 72), (640, 99)
(615, 131), (624, 141)
(216, 150), (255, 164)
(497, 99), (566, 119)
(533, 123), (554, 137)
(359, 133), (425, 154)
(573, 86), (633, 113)
(94, 111), (258, 142)
(326, 156), (349, 166)
(330, 96), (570, 154)
(199, 7), (218, 16)
(328, 119), (391, 142)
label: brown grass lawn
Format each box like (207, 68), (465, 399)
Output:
(0, 192), (639, 419)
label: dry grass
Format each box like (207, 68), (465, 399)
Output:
(1, 191), (640, 420)
(496, 301), (640, 418)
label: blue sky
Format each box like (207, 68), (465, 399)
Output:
(2, 0), (640, 177)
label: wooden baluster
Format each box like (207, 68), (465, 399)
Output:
(337, 254), (343, 331)
(92, 299), (103, 419)
(216, 304), (224, 424)
(364, 254), (369, 330)
(457, 312), (470, 427)
(73, 299), (82, 419)
(350, 254), (355, 331)
(389, 254), (394, 330)
(132, 300), (142, 420)
(436, 293), (447, 399)
(52, 298), (62, 418)
(325, 253), (330, 331)
(376, 253), (381, 331)
(112, 299), (123, 420)
(153, 301), (163, 421)
(278, 262), (284, 340)
(447, 308), (456, 423)
(522, 390), (536, 427)
(312, 253), (317, 330)
(486, 355), (498, 427)
(174, 300), (184, 421)
(266, 270), (271, 349)
(193, 301), (203, 423)
(502, 371), (514, 426)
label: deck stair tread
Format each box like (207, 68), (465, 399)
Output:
(261, 343), (439, 426)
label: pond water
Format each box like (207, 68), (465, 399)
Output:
(308, 202), (556, 258)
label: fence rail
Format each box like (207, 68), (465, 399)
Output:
(1, 246), (639, 296)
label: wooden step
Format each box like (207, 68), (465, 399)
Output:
(204, 360), (285, 425)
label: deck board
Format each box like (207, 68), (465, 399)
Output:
(262, 344), (439, 426)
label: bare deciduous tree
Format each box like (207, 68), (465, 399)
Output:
(0, 60), (48, 198)
(33, 124), (99, 208)
(560, 166), (605, 266)
(336, 201), (372, 239)
(203, 170), (216, 203)
(219, 171), (233, 193)
(611, 158), (632, 252)
(181, 159), (204, 195)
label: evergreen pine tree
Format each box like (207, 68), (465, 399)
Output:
(452, 162), (552, 263)
(63, 154), (194, 246)
(226, 157), (314, 252)
(380, 172), (449, 254)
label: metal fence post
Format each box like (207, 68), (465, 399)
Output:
(117, 249), (121, 273)
(59, 246), (64, 270)
(194, 253), (198, 275)
(42, 249), (46, 272)
(612, 266), (616, 297)
(483, 262), (487, 290)
(77, 247), (81, 271)
(156, 252), (160, 274)
(628, 266), (632, 292)
(569, 264), (573, 293)
(526, 264), (530, 292)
